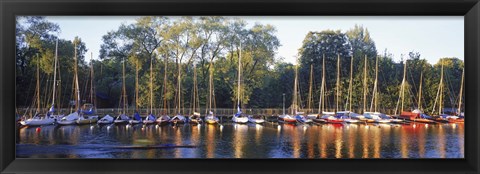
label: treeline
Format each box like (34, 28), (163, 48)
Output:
(16, 17), (464, 115)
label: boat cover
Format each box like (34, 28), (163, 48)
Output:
(134, 112), (142, 121)
(147, 114), (156, 121)
(83, 108), (95, 115)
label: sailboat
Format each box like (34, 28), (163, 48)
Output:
(98, 114), (114, 124)
(312, 54), (328, 123)
(232, 42), (249, 124)
(248, 58), (266, 125)
(351, 55), (369, 121)
(293, 64), (312, 124)
(143, 56), (157, 124)
(20, 41), (59, 126)
(97, 59), (113, 124)
(455, 68), (465, 122)
(324, 54), (345, 124)
(278, 91), (296, 123)
(364, 56), (390, 124)
(338, 55), (360, 124)
(189, 64), (203, 124)
(129, 58), (142, 125)
(57, 41), (82, 125)
(433, 66), (463, 123)
(156, 54), (171, 126)
(305, 62), (317, 120)
(204, 62), (219, 124)
(397, 60), (434, 123)
(77, 54), (99, 124)
(441, 68), (464, 123)
(114, 57), (131, 124)
(169, 60), (187, 125)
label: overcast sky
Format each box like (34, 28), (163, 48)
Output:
(44, 16), (463, 65)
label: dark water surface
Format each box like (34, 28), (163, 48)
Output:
(16, 122), (464, 158)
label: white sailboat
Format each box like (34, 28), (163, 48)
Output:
(324, 54), (344, 124)
(98, 56), (114, 124)
(58, 41), (81, 125)
(433, 65), (463, 123)
(77, 54), (99, 124)
(306, 62), (317, 119)
(129, 57), (142, 125)
(20, 42), (58, 126)
(293, 64), (312, 124)
(156, 54), (171, 125)
(232, 41), (249, 124)
(312, 54), (327, 123)
(98, 114), (114, 124)
(189, 64), (203, 124)
(352, 55), (369, 121)
(170, 59), (187, 125)
(368, 56), (390, 124)
(143, 56), (157, 124)
(205, 62), (219, 124)
(340, 54), (360, 124)
(456, 68), (465, 121)
(248, 60), (265, 124)
(114, 57), (130, 124)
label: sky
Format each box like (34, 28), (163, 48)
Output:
(44, 16), (463, 65)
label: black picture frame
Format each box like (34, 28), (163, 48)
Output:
(1, 0), (479, 173)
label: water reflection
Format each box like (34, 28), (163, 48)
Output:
(17, 122), (464, 159)
(233, 124), (248, 158)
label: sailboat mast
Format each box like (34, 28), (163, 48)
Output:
(307, 63), (313, 113)
(163, 54), (168, 114)
(90, 53), (94, 105)
(319, 54), (325, 114)
(74, 42), (80, 112)
(457, 68), (464, 115)
(177, 63), (182, 114)
(150, 56), (153, 114)
(122, 57), (126, 115)
(293, 65), (298, 114)
(371, 56), (379, 112)
(209, 62), (213, 112)
(36, 54), (40, 113)
(363, 55), (367, 113)
(192, 64), (197, 114)
(135, 58), (139, 111)
(237, 41), (242, 109)
(401, 60), (407, 113)
(418, 72), (423, 110)
(348, 55), (353, 112)
(52, 39), (58, 110)
(439, 64), (444, 115)
(336, 54), (340, 113)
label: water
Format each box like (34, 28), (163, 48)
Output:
(16, 122), (464, 158)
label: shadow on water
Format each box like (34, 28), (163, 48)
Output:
(16, 122), (464, 158)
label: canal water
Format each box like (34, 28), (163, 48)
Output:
(16, 122), (464, 158)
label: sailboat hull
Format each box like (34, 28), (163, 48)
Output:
(232, 116), (248, 123)
(57, 112), (80, 125)
(205, 115), (219, 124)
(20, 118), (55, 126)
(248, 116), (265, 124)
(170, 115), (186, 124)
(278, 115), (297, 123)
(129, 120), (141, 124)
(98, 115), (114, 124)
(76, 116), (98, 124)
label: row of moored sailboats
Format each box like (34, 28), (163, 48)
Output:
(278, 54), (464, 125)
(19, 40), (463, 127)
